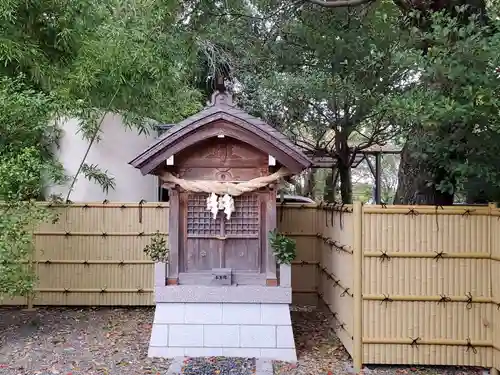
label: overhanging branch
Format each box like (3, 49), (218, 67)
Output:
(308, 0), (375, 8)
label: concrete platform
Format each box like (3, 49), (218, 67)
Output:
(148, 301), (297, 362)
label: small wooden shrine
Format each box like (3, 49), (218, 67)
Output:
(129, 90), (311, 361)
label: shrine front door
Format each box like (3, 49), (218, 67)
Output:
(179, 192), (264, 284)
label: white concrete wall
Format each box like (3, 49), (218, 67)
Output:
(48, 113), (158, 202)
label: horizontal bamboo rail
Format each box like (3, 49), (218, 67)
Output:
(317, 234), (354, 254)
(291, 260), (319, 266)
(280, 232), (317, 237)
(277, 203), (318, 209)
(364, 251), (490, 259)
(34, 231), (167, 236)
(331, 311), (353, 338)
(39, 202), (170, 208)
(319, 266), (353, 297)
(363, 206), (489, 215)
(35, 288), (153, 293)
(35, 260), (154, 264)
(363, 338), (491, 348)
(363, 294), (491, 305)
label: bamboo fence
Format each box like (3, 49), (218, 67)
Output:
(2, 201), (500, 372)
(0, 202), (318, 307)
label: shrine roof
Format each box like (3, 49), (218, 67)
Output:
(129, 91), (312, 175)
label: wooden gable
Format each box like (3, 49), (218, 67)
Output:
(129, 91), (312, 175)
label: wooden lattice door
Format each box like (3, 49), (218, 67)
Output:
(183, 192), (261, 274)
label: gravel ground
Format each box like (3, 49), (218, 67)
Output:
(0, 306), (170, 375)
(0, 305), (488, 375)
(275, 304), (486, 375)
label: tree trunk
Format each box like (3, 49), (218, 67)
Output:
(394, 138), (454, 205)
(338, 162), (353, 204)
(323, 168), (337, 202)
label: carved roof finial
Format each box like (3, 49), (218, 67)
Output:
(210, 90), (234, 107)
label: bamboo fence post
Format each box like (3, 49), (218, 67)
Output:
(490, 202), (499, 375)
(24, 223), (37, 311)
(353, 201), (363, 372)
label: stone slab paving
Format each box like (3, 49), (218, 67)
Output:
(166, 357), (275, 375)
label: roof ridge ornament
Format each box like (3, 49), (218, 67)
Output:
(209, 90), (234, 107)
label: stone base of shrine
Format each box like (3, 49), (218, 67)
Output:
(148, 300), (297, 362)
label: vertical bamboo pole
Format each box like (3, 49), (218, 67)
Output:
(489, 203), (499, 375)
(24, 221), (37, 311)
(353, 201), (363, 372)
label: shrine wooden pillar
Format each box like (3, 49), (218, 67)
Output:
(167, 187), (179, 285)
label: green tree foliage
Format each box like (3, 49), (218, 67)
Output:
(0, 0), (206, 298)
(0, 79), (65, 298)
(188, 1), (412, 203)
(390, 9), (500, 203)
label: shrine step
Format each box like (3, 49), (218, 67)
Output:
(148, 302), (297, 362)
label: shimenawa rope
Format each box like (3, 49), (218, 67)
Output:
(160, 167), (290, 196)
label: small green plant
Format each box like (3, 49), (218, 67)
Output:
(143, 231), (169, 262)
(268, 229), (296, 265)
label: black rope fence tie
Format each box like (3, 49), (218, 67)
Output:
(381, 203), (387, 209)
(406, 208), (419, 217)
(120, 204), (127, 209)
(379, 251), (391, 263)
(410, 337), (421, 348)
(433, 250), (445, 261)
(82, 204), (89, 209)
(337, 322), (347, 331)
(465, 292), (473, 309)
(44, 260), (51, 264)
(100, 288), (107, 293)
(64, 231), (72, 237)
(156, 204), (163, 209)
(462, 209), (474, 217)
(434, 205), (444, 231)
(102, 199), (109, 204)
(138, 199), (147, 224)
(137, 288), (144, 293)
(465, 338), (477, 354)
(380, 294), (393, 306)
(63, 288), (71, 294)
(438, 294), (451, 306)
(340, 288), (351, 297)
(300, 261), (307, 267)
(101, 232), (108, 238)
(137, 232), (145, 237)
(119, 260), (125, 267)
